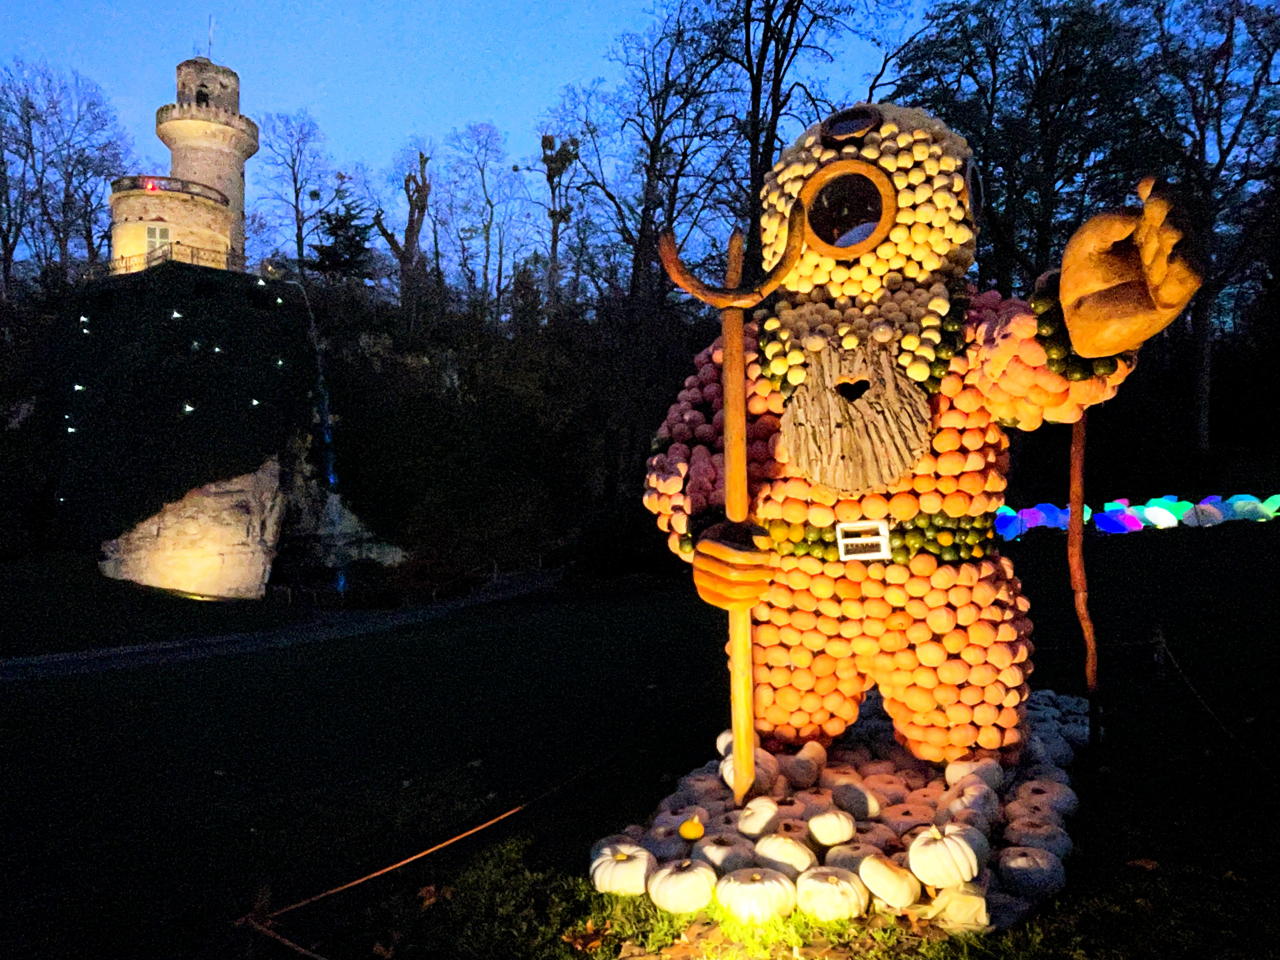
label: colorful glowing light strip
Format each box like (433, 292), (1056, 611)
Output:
(995, 494), (1280, 540)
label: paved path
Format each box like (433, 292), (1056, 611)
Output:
(0, 570), (562, 680)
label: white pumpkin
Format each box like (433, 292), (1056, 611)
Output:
(775, 818), (813, 849)
(710, 809), (742, 832)
(754, 833), (817, 878)
(1028, 732), (1074, 766)
(590, 842), (656, 895)
(899, 824), (933, 850)
(941, 807), (992, 835)
(925, 881), (991, 933)
(641, 824), (690, 861)
(1003, 818), (1072, 859)
(774, 798), (808, 821)
(1061, 721), (1089, 747)
(857, 759), (898, 777)
(906, 783), (944, 806)
(646, 858), (717, 913)
(819, 762), (863, 790)
(653, 803), (711, 831)
(796, 866), (870, 921)
(1015, 780), (1079, 817)
(715, 868), (797, 924)
(692, 831), (755, 873)
(808, 808), (856, 847)
(907, 824), (985, 887)
(996, 845), (1066, 898)
(737, 796), (780, 838)
(831, 782), (881, 819)
(1004, 798), (1063, 826)
(829, 745), (871, 766)
(679, 771), (734, 804)
(590, 833), (640, 860)
(716, 727), (761, 757)
(852, 821), (898, 851)
(938, 778), (1001, 821)
(862, 773), (908, 805)
(944, 757), (1004, 792)
(791, 787), (835, 817)
(858, 853), (921, 908)
(880, 802), (936, 836)
(1058, 694), (1089, 714)
(798, 740), (827, 766)
(898, 767), (929, 792)
(720, 748), (780, 796)
(778, 753), (820, 790)
(1021, 763), (1071, 785)
(824, 842), (881, 872)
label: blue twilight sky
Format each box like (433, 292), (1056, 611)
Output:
(2, 0), (666, 172)
(3, 1), (895, 178)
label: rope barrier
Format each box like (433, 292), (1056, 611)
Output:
(1151, 627), (1244, 750)
(236, 750), (622, 956)
(239, 916), (333, 960)
(266, 803), (526, 919)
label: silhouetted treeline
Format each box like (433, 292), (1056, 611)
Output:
(1, 0), (1276, 579)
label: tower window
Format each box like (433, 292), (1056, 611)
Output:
(196, 87), (210, 106)
(146, 226), (171, 251)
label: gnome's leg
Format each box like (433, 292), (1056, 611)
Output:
(749, 590), (869, 747)
(870, 556), (1035, 764)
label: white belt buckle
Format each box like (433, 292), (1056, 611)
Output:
(835, 520), (892, 561)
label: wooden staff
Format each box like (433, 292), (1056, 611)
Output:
(721, 229), (755, 806)
(1067, 414), (1098, 694)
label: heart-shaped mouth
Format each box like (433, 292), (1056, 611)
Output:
(836, 377), (871, 403)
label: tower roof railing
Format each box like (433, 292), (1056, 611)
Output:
(111, 175), (230, 206)
(88, 241), (247, 280)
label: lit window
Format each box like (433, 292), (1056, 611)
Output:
(146, 225), (171, 252)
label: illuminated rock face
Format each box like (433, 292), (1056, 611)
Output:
(99, 459), (284, 599)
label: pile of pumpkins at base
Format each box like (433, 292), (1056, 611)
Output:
(590, 688), (1085, 935)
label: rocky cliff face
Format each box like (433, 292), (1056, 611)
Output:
(99, 458), (284, 599)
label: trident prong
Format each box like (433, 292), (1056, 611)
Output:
(658, 203), (807, 309)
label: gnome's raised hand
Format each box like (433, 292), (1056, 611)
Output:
(1060, 178), (1201, 358)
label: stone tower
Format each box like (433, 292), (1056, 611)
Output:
(108, 57), (259, 273)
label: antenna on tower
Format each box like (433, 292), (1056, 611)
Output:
(207, 15), (215, 59)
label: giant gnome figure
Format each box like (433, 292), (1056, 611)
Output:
(645, 103), (1200, 765)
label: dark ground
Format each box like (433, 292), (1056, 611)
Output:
(2, 520), (1278, 959)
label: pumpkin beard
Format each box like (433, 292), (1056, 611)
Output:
(779, 339), (932, 496)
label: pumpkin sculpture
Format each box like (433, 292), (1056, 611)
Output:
(646, 102), (1200, 763)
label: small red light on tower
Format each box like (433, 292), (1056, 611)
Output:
(145, 179), (157, 191)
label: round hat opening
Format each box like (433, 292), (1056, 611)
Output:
(807, 174), (884, 249)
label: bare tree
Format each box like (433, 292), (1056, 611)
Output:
(258, 109), (340, 276)
(878, 0), (1170, 293)
(440, 122), (524, 322)
(710, 0), (871, 276)
(373, 151), (432, 337)
(562, 3), (738, 315)
(524, 134), (580, 317)
(0, 60), (130, 291)
(0, 74), (35, 302)
(1149, 0), (1279, 453)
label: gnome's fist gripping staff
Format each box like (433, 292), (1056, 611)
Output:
(692, 522), (775, 611)
(647, 104), (1200, 766)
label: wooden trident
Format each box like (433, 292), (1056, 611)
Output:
(659, 208), (805, 804)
